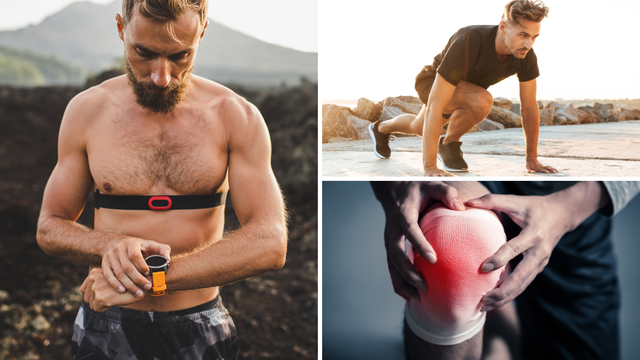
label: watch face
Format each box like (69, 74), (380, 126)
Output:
(145, 255), (169, 270)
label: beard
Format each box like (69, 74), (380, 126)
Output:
(125, 60), (193, 114)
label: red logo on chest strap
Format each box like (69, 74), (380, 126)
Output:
(148, 196), (172, 210)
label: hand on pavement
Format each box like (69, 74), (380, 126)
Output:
(526, 158), (558, 173)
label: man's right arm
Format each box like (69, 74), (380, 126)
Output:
(36, 90), (168, 297)
(422, 74), (456, 177)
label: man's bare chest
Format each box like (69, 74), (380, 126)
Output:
(87, 115), (228, 195)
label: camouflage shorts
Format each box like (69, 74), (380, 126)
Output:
(71, 295), (238, 360)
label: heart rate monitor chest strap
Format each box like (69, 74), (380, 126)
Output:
(94, 190), (227, 211)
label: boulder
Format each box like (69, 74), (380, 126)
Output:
(594, 103), (614, 119)
(338, 105), (354, 118)
(380, 96), (423, 117)
(352, 97), (382, 121)
(322, 104), (360, 143)
(486, 106), (522, 128)
(347, 115), (373, 140)
(493, 97), (513, 111)
(576, 106), (603, 124)
(613, 108), (640, 122)
(511, 103), (521, 115)
(539, 107), (555, 126)
(554, 104), (580, 125)
(605, 109), (619, 122)
(379, 106), (405, 121)
(545, 101), (565, 111)
(327, 137), (351, 143)
(476, 119), (505, 131)
(553, 115), (567, 126)
(537, 101), (544, 109)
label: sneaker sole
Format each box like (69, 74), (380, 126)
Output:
(368, 123), (389, 159)
(437, 153), (468, 172)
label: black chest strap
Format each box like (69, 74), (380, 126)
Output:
(94, 189), (227, 211)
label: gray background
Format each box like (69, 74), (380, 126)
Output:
(322, 181), (640, 360)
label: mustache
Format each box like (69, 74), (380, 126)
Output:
(138, 79), (180, 94)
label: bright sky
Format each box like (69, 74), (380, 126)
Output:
(319, 0), (640, 101)
(0, 0), (318, 53)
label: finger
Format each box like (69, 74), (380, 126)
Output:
(467, 194), (520, 215)
(428, 183), (464, 211)
(537, 166), (550, 173)
(388, 246), (428, 294)
(128, 242), (151, 276)
(482, 254), (541, 310)
(481, 237), (525, 273)
(545, 165), (558, 173)
(141, 241), (172, 263)
(400, 220), (437, 264)
(117, 251), (150, 296)
(102, 257), (126, 293)
(388, 264), (421, 302)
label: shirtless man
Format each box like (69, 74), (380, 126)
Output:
(368, 0), (557, 176)
(35, 0), (287, 358)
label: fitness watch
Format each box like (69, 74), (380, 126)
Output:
(145, 255), (169, 296)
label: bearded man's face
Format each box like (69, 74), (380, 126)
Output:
(116, 8), (206, 114)
(126, 59), (192, 114)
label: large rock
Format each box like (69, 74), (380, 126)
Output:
(379, 96), (423, 117)
(493, 97), (513, 111)
(553, 115), (568, 126)
(537, 101), (544, 109)
(576, 106), (603, 124)
(555, 104), (580, 125)
(379, 106), (405, 121)
(322, 104), (360, 143)
(612, 108), (640, 122)
(486, 106), (522, 128)
(347, 115), (372, 140)
(605, 109), (619, 122)
(545, 101), (565, 111)
(539, 107), (555, 126)
(594, 103), (614, 119)
(352, 97), (382, 121)
(476, 119), (505, 131)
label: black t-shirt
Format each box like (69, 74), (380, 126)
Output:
(429, 25), (539, 89)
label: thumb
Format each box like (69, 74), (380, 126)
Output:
(141, 240), (172, 262)
(467, 194), (519, 215)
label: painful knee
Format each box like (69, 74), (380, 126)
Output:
(405, 205), (506, 345)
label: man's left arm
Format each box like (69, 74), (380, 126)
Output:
(165, 100), (287, 291)
(519, 79), (557, 173)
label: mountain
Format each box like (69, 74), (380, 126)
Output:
(0, 46), (86, 86)
(0, 0), (317, 86)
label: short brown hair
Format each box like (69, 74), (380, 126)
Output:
(122, 0), (208, 40)
(503, 0), (549, 26)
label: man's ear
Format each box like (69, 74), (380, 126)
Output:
(116, 13), (125, 42)
(198, 19), (208, 43)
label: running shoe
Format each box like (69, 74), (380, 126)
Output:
(437, 135), (468, 172)
(368, 121), (391, 159)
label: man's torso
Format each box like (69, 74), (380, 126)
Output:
(80, 75), (246, 311)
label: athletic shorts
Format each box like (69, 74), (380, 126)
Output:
(71, 296), (238, 360)
(414, 66), (437, 105)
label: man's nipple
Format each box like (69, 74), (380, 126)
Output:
(103, 182), (113, 192)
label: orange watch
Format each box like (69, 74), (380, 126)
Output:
(145, 255), (169, 296)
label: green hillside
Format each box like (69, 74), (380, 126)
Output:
(0, 47), (85, 86)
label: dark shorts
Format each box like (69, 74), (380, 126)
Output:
(71, 296), (238, 360)
(415, 66), (451, 120)
(414, 66), (437, 105)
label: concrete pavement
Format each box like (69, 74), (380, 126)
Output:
(322, 121), (640, 177)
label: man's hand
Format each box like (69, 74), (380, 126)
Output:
(371, 182), (466, 301)
(526, 158), (557, 173)
(101, 238), (171, 298)
(424, 166), (454, 177)
(468, 182), (608, 311)
(81, 266), (144, 312)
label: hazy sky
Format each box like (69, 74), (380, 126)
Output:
(0, 0), (318, 53)
(319, 0), (640, 101)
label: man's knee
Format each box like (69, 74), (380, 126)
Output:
(405, 205), (506, 345)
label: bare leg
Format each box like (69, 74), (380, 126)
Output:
(441, 81), (493, 144)
(482, 301), (521, 360)
(378, 81), (492, 142)
(405, 319), (484, 360)
(378, 106), (427, 136)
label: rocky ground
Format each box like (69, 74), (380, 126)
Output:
(0, 80), (317, 359)
(322, 95), (640, 143)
